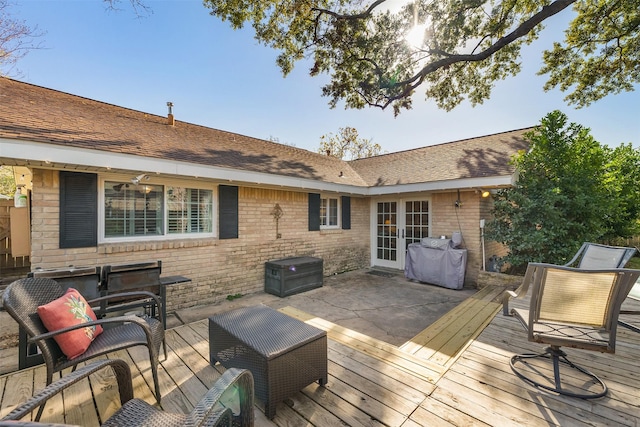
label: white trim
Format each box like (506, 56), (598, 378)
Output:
(1, 138), (517, 195)
(0, 138), (369, 194)
(319, 194), (340, 229)
(365, 176), (515, 195)
(98, 176), (217, 244)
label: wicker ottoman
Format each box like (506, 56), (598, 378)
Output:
(209, 305), (328, 419)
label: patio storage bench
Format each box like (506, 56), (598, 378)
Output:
(209, 305), (327, 419)
(264, 256), (323, 297)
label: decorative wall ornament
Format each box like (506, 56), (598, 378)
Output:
(271, 203), (283, 239)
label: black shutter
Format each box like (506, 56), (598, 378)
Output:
(308, 193), (320, 231)
(341, 196), (351, 230)
(219, 185), (238, 239)
(60, 171), (97, 248)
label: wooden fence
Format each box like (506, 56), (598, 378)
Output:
(0, 200), (30, 280)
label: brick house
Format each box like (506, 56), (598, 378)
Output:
(0, 77), (530, 311)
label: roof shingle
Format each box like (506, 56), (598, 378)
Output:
(0, 77), (531, 188)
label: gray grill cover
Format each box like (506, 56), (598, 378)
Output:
(404, 240), (467, 289)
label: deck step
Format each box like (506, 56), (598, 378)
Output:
(399, 285), (505, 368)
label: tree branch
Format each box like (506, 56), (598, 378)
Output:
(378, 0), (577, 109)
(312, 0), (388, 21)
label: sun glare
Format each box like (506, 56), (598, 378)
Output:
(405, 23), (427, 48)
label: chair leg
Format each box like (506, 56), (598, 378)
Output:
(35, 370), (56, 421)
(149, 349), (162, 404)
(510, 345), (607, 399)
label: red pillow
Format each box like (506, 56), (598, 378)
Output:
(37, 288), (103, 359)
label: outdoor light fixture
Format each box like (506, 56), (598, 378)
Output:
(131, 174), (149, 185)
(475, 188), (491, 198)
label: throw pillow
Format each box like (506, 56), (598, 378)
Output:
(37, 288), (103, 359)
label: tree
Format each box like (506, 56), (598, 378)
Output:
(485, 110), (640, 273)
(0, 165), (16, 197)
(0, 0), (43, 74)
(318, 127), (382, 160)
(602, 143), (640, 239)
(202, 0), (639, 115)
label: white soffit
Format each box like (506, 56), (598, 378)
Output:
(0, 139), (515, 195)
(0, 138), (368, 194)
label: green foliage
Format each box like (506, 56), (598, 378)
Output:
(602, 143), (640, 238)
(0, 165), (16, 197)
(318, 126), (382, 160)
(226, 293), (243, 301)
(202, 0), (637, 114)
(485, 110), (640, 273)
(539, 0), (640, 107)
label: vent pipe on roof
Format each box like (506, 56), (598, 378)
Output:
(166, 102), (175, 126)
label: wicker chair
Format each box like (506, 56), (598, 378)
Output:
(503, 263), (640, 398)
(0, 360), (255, 427)
(2, 277), (165, 415)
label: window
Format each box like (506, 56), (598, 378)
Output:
(167, 187), (213, 234)
(308, 193), (350, 231)
(320, 196), (339, 228)
(103, 181), (213, 239)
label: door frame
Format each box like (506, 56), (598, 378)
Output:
(370, 197), (431, 270)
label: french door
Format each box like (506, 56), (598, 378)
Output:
(373, 198), (430, 269)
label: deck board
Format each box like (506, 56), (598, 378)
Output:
(2, 288), (640, 426)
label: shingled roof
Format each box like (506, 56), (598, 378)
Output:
(0, 77), (531, 191)
(349, 129), (531, 187)
(0, 77), (367, 187)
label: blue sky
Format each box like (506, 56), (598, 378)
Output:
(10, 0), (640, 153)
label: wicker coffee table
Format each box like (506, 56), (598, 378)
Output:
(209, 305), (328, 419)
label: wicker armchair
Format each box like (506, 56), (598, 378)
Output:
(0, 360), (255, 427)
(2, 277), (165, 414)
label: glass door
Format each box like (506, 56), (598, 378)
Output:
(375, 201), (398, 268)
(373, 199), (430, 269)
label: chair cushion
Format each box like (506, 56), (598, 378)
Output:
(37, 288), (103, 359)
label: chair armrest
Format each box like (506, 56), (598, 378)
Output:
(87, 291), (164, 325)
(187, 368), (255, 427)
(88, 290), (163, 311)
(29, 315), (153, 344)
(502, 265), (536, 316)
(0, 360), (133, 423)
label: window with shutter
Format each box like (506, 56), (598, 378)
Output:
(341, 196), (351, 230)
(308, 193), (320, 231)
(60, 172), (97, 248)
(219, 185), (238, 239)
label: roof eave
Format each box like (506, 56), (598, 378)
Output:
(1, 138), (517, 196)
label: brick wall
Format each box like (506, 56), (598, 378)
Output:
(28, 170), (370, 312)
(431, 190), (486, 286)
(28, 169), (502, 310)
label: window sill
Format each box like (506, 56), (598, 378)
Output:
(98, 237), (217, 254)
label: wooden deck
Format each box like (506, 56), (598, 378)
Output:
(1, 286), (639, 426)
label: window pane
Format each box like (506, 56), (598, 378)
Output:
(320, 197), (338, 227)
(328, 198), (338, 226)
(105, 182), (163, 237)
(167, 187), (213, 234)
